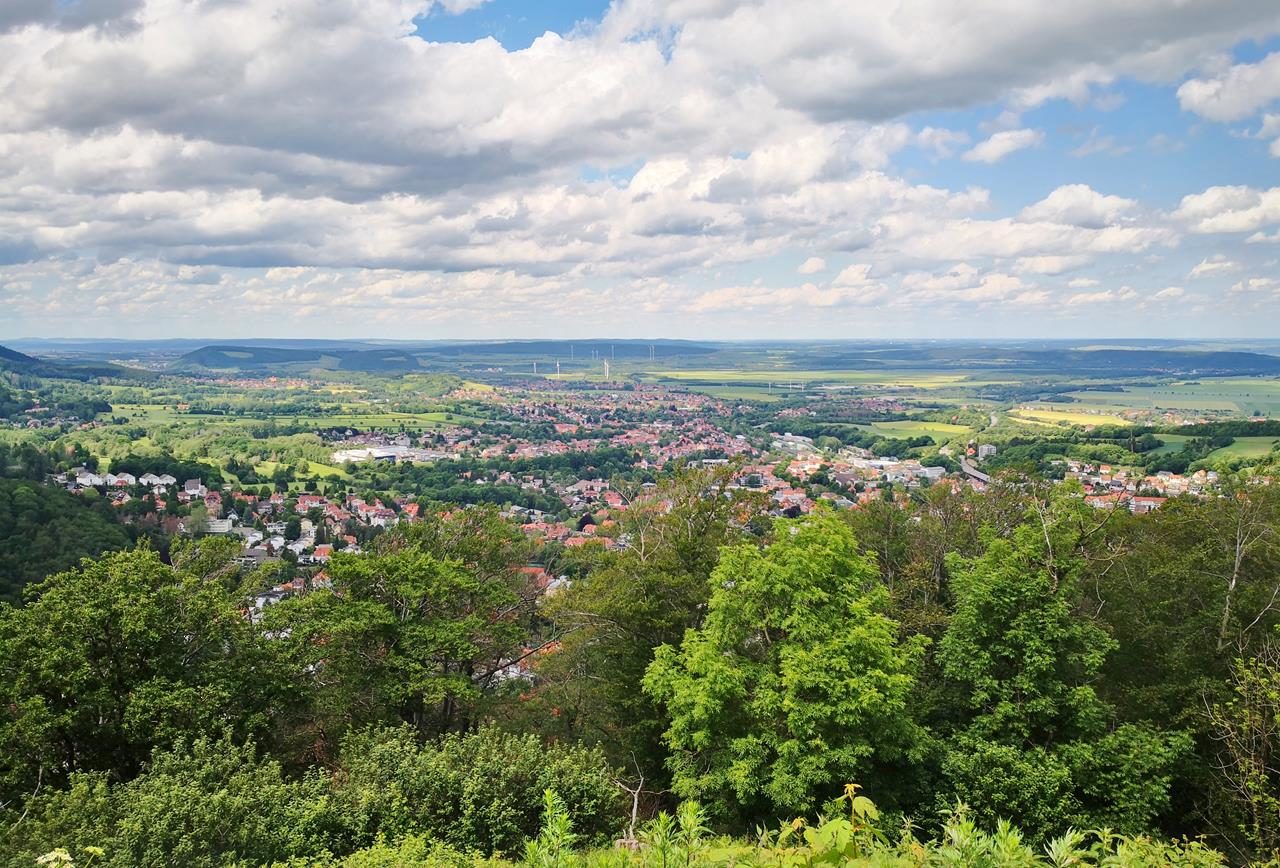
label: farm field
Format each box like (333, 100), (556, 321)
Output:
(1011, 407), (1133, 427)
(644, 369), (975, 388)
(1152, 434), (1195, 455)
(695, 384), (784, 402)
(1209, 436), (1280, 459)
(855, 420), (974, 439)
(1066, 378), (1280, 416)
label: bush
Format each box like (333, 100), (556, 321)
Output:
(332, 725), (621, 856)
(3, 735), (337, 868)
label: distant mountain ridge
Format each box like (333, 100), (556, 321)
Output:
(171, 339), (718, 372)
(0, 343), (146, 380)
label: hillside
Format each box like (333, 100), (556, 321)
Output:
(172, 339), (720, 373)
(0, 344), (38, 365)
(0, 343), (147, 381)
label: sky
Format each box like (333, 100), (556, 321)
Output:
(1, 1), (1280, 341)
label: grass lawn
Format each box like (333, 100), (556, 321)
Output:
(256, 460), (351, 480)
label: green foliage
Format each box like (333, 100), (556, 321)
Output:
(0, 547), (282, 806)
(1205, 650), (1280, 858)
(265, 512), (534, 756)
(330, 725), (620, 856)
(0, 479), (131, 602)
(644, 511), (925, 822)
(936, 489), (1189, 840)
(5, 735), (335, 868)
(533, 466), (758, 778)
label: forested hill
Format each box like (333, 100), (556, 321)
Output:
(0, 345), (38, 365)
(0, 479), (132, 603)
(0, 343), (146, 381)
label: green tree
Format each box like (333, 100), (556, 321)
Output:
(266, 520), (534, 760)
(0, 548), (282, 809)
(643, 511), (925, 823)
(532, 466), (759, 780)
(936, 487), (1189, 840)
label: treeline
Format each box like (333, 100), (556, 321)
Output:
(3, 470), (1280, 864)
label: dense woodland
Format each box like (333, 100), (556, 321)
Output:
(0, 465), (1278, 865)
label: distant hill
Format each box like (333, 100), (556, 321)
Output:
(0, 343), (147, 381)
(0, 345), (38, 365)
(172, 339), (719, 373)
(172, 345), (423, 372)
(784, 345), (1280, 377)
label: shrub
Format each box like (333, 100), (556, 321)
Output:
(332, 725), (621, 855)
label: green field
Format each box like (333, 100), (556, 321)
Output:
(696, 385), (783, 402)
(647, 369), (973, 388)
(1209, 436), (1280, 459)
(1066, 379), (1280, 416)
(257, 460), (350, 479)
(110, 403), (191, 424)
(1151, 434), (1194, 455)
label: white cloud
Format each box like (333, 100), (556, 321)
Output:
(1187, 254), (1240, 278)
(1152, 285), (1185, 300)
(1175, 185), (1280, 233)
(1177, 51), (1280, 121)
(1019, 184), (1136, 228)
(916, 126), (970, 158)
(962, 129), (1044, 163)
(1013, 255), (1090, 275)
(0, 0), (1276, 335)
(797, 256), (826, 274)
(1230, 276), (1280, 294)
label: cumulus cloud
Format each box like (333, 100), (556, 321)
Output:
(1019, 184), (1136, 228)
(962, 129), (1044, 163)
(0, 0), (1275, 335)
(1175, 186), (1280, 233)
(1177, 51), (1280, 121)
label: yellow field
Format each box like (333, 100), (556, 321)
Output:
(1011, 407), (1132, 427)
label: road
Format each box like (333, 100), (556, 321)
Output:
(959, 456), (991, 484)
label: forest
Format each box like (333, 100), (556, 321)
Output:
(0, 466), (1277, 865)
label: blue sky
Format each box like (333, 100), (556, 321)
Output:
(414, 0), (612, 49)
(0, 0), (1278, 340)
